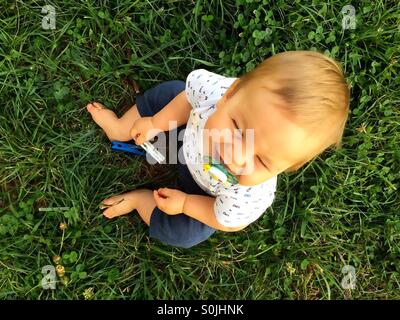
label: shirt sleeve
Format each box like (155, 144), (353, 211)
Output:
(214, 189), (276, 228)
(185, 69), (227, 111)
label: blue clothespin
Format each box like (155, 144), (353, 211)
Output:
(111, 141), (146, 156)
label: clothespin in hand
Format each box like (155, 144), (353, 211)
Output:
(111, 141), (146, 156)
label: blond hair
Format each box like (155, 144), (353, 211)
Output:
(229, 51), (350, 172)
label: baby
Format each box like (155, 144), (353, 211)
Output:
(86, 51), (350, 249)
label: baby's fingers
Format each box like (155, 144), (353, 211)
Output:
(153, 190), (167, 210)
(130, 127), (138, 140)
(135, 133), (146, 145)
(156, 188), (170, 197)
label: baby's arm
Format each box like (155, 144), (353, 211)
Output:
(183, 194), (247, 232)
(152, 91), (192, 131)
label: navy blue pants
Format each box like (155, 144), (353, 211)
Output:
(135, 80), (216, 249)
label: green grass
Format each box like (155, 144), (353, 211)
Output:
(0, 0), (399, 299)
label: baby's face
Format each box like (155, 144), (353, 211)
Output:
(203, 80), (318, 186)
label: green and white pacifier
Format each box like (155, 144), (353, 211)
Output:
(203, 155), (239, 185)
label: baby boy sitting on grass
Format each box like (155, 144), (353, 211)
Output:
(86, 51), (349, 248)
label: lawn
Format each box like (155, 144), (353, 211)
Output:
(0, 0), (399, 299)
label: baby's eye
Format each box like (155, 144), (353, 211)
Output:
(257, 155), (269, 170)
(231, 119), (244, 137)
(232, 119), (239, 129)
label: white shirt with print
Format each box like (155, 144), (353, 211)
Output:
(182, 69), (278, 228)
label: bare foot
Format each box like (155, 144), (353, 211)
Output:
(86, 102), (120, 140)
(99, 189), (147, 219)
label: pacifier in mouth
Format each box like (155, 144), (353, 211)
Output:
(202, 155), (239, 185)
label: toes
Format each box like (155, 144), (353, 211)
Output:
(103, 206), (119, 219)
(102, 200), (132, 219)
(86, 102), (105, 113)
(103, 206), (127, 219)
(99, 195), (123, 209)
(93, 102), (105, 110)
(103, 196), (121, 205)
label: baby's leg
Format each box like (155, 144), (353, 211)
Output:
(86, 102), (141, 141)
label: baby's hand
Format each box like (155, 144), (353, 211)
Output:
(153, 188), (187, 215)
(130, 116), (162, 145)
